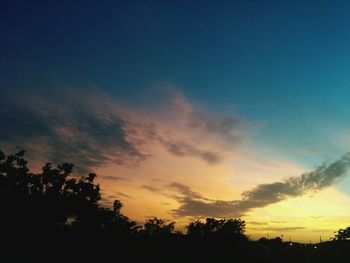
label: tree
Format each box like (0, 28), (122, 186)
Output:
(96, 200), (140, 235)
(334, 227), (350, 240)
(143, 217), (175, 236)
(187, 217), (247, 240)
(0, 150), (100, 228)
(0, 150), (136, 234)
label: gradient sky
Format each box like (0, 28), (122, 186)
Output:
(2, 0), (350, 242)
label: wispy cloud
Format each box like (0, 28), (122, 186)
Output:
(0, 85), (248, 171)
(142, 185), (163, 193)
(159, 138), (222, 164)
(0, 86), (146, 172)
(168, 182), (212, 201)
(155, 90), (247, 164)
(114, 192), (133, 199)
(143, 153), (350, 217)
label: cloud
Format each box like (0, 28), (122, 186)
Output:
(187, 111), (243, 149)
(159, 138), (222, 164)
(142, 185), (163, 193)
(168, 182), (212, 201)
(154, 153), (350, 217)
(0, 85), (248, 172)
(0, 86), (146, 172)
(114, 192), (133, 199)
(155, 90), (247, 164)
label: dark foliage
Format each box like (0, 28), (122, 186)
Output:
(334, 226), (350, 240)
(143, 217), (175, 236)
(187, 217), (247, 240)
(1, 150), (350, 263)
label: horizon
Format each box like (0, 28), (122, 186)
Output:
(2, 0), (350, 243)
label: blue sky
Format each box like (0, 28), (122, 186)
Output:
(3, 1), (350, 164)
(2, 0), (350, 226)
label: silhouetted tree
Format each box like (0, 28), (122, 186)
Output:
(187, 217), (247, 240)
(4, 150), (350, 263)
(0, 150), (136, 235)
(96, 200), (140, 235)
(142, 217), (175, 236)
(334, 227), (350, 240)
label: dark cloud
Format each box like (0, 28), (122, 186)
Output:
(142, 185), (163, 193)
(172, 197), (236, 218)
(0, 85), (248, 170)
(168, 182), (212, 201)
(115, 192), (133, 199)
(188, 111), (243, 147)
(152, 90), (247, 164)
(159, 138), (222, 164)
(0, 87), (146, 172)
(162, 153), (350, 217)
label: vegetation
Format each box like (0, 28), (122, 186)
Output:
(334, 226), (350, 240)
(1, 150), (350, 262)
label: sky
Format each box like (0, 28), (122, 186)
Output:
(2, 0), (350, 242)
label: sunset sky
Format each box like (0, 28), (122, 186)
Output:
(2, 0), (350, 242)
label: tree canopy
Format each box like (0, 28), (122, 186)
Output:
(2, 150), (350, 263)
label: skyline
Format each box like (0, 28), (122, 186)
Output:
(2, 0), (350, 242)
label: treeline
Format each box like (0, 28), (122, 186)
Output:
(1, 151), (349, 263)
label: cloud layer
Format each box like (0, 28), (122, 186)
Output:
(145, 153), (350, 217)
(0, 85), (246, 172)
(0, 87), (146, 172)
